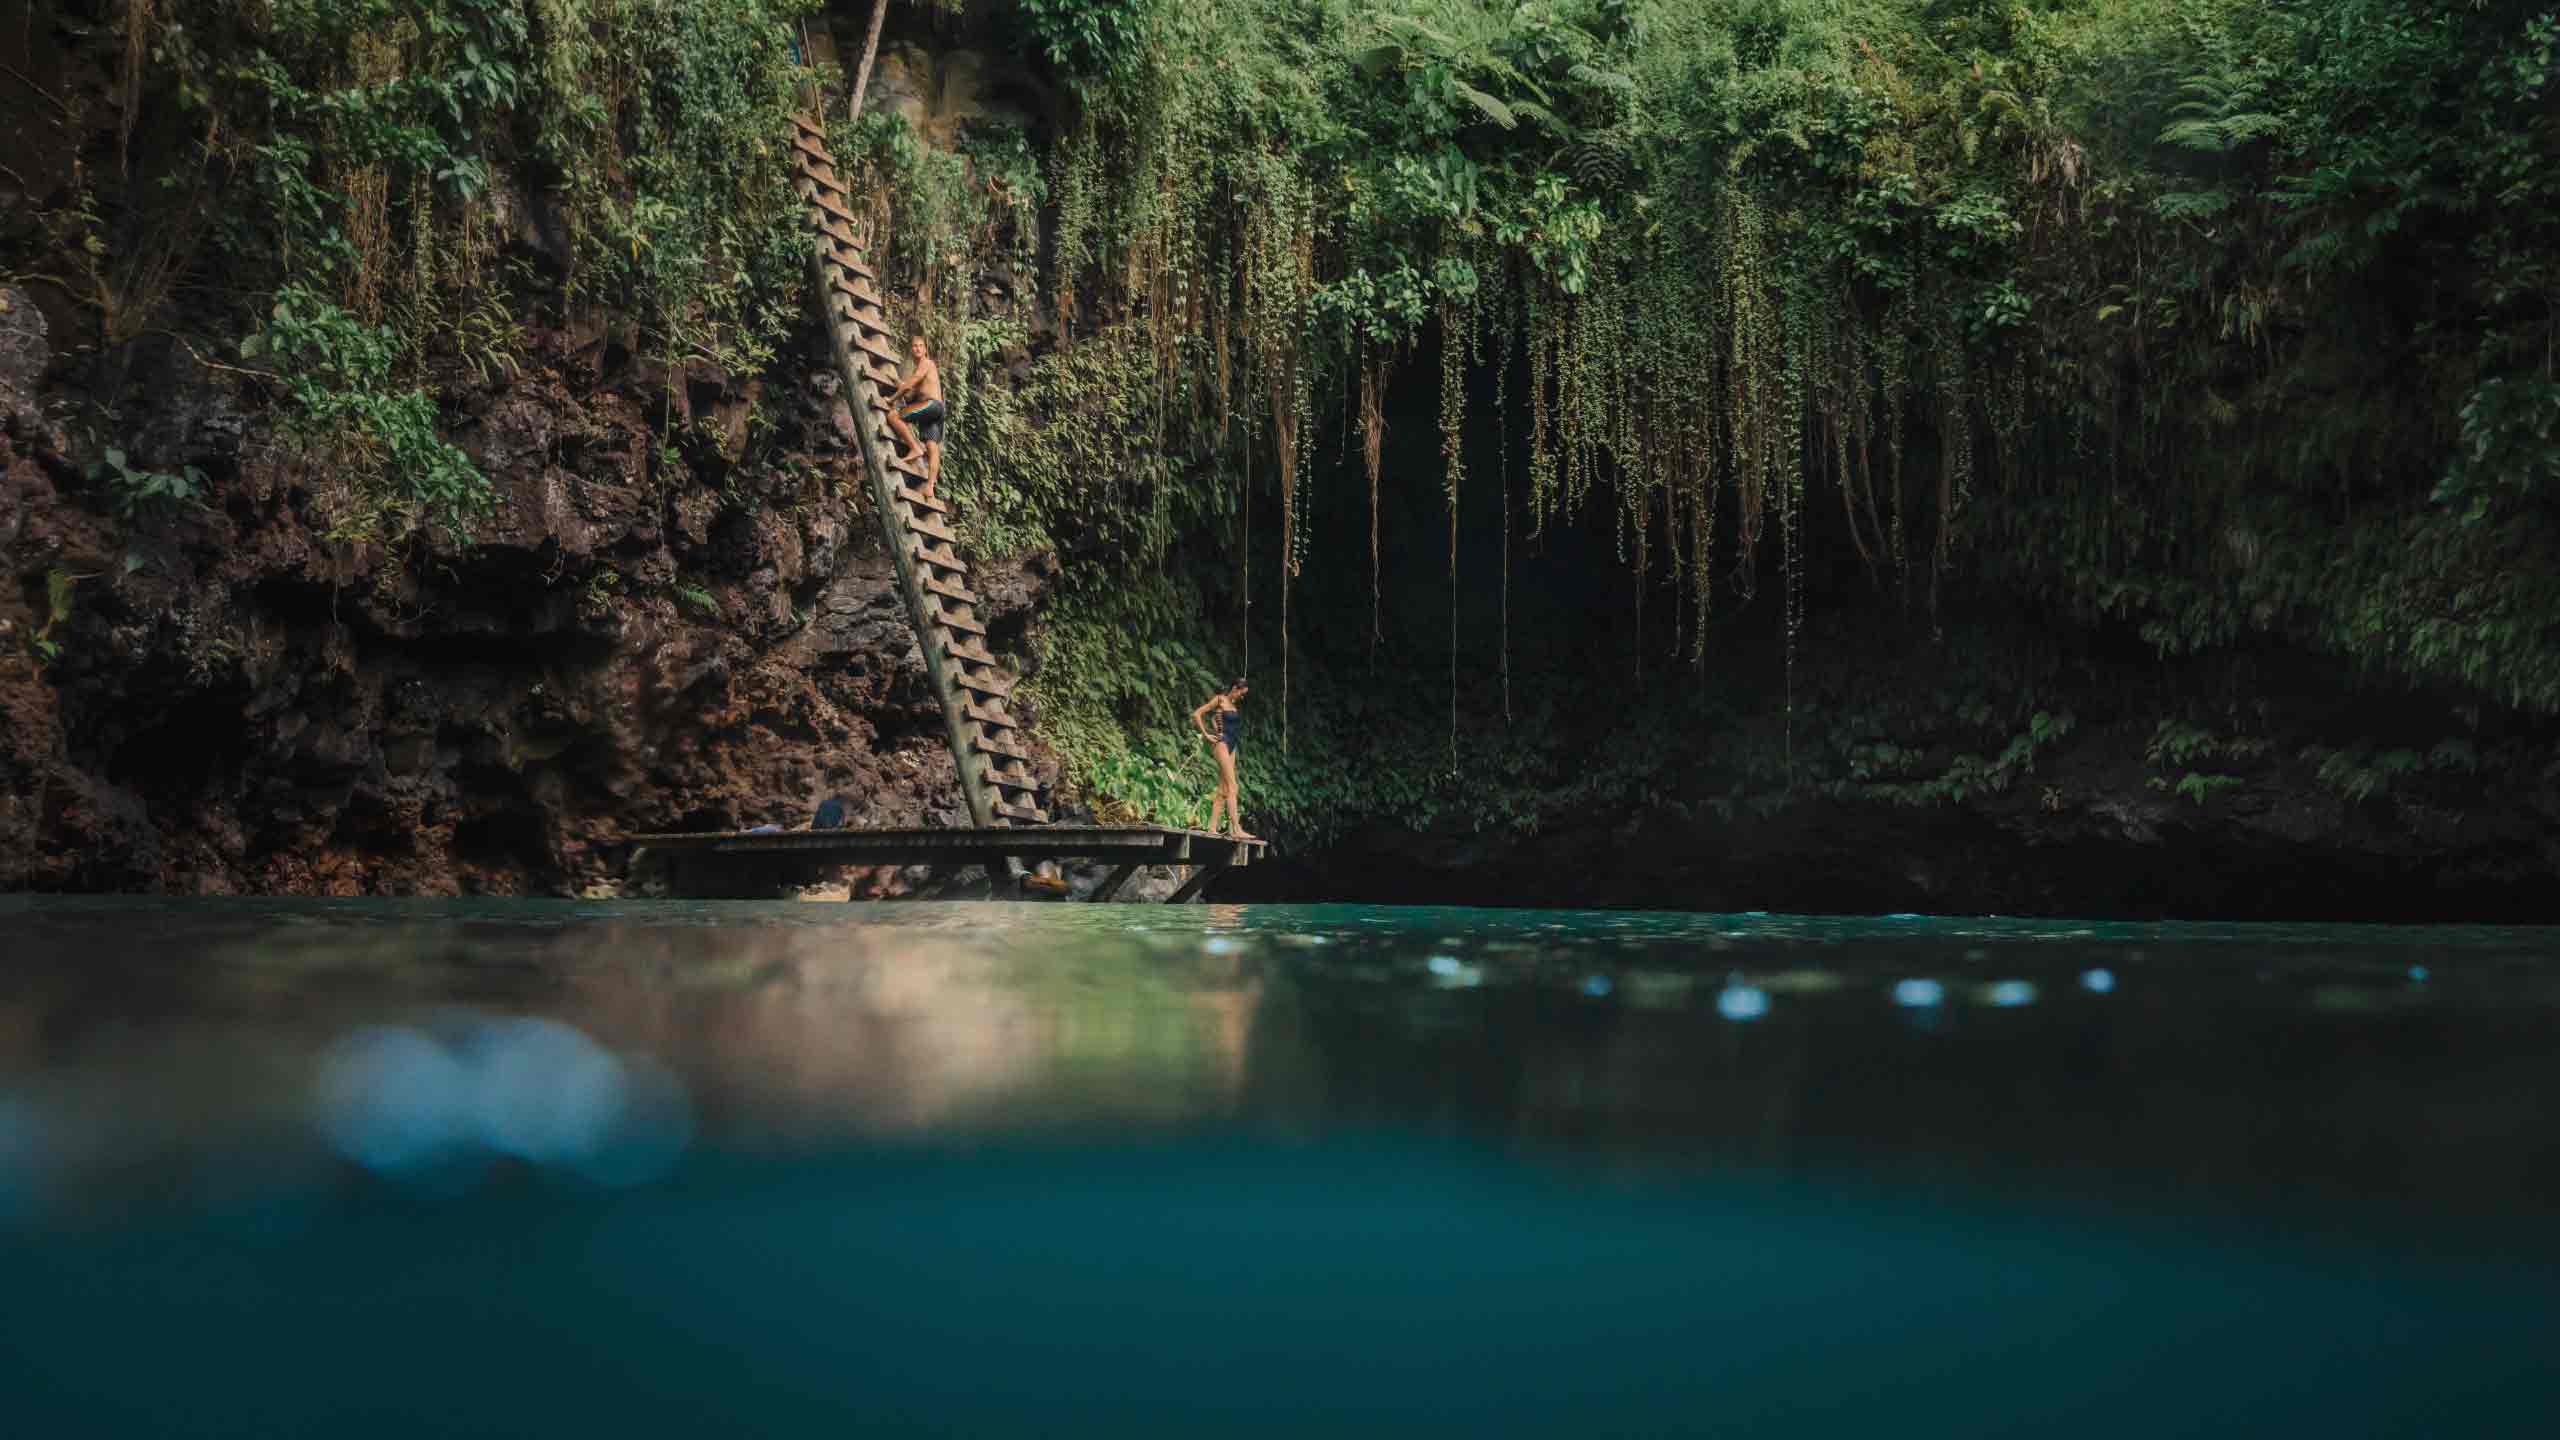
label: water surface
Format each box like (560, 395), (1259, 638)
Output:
(2, 899), (2553, 1434)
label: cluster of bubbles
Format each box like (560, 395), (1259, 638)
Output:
(311, 1014), (691, 1188)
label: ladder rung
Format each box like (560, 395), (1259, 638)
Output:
(992, 800), (1047, 823)
(795, 152), (844, 187)
(933, 606), (986, 637)
(947, 638), (998, 666)
(983, 765), (1039, 792)
(841, 302), (893, 337)
(972, 730), (1033, 762)
(909, 541), (964, 572)
(902, 488), (953, 518)
(964, 699), (1017, 726)
(802, 186), (858, 226)
(833, 275), (882, 311)
(847, 324), (899, 367)
(952, 669), (1013, 700)
(907, 514), (958, 545)
(921, 572), (974, 602)
(818, 233), (875, 276)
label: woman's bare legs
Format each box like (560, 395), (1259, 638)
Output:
(1205, 742), (1232, 834)
(1216, 744), (1258, 841)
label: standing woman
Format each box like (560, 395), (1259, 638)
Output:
(1191, 678), (1257, 840)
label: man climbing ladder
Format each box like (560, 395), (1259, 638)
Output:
(886, 333), (946, 501)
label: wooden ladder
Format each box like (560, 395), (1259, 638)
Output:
(789, 111), (1047, 830)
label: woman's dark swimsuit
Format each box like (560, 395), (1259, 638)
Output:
(1218, 706), (1241, 752)
(900, 397), (946, 443)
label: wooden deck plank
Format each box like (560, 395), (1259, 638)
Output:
(630, 824), (1256, 863)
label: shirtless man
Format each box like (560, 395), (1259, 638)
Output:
(884, 334), (946, 500)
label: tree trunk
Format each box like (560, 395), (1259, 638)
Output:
(848, 0), (889, 121)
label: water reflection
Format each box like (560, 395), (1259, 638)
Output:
(1, 898), (2557, 1233)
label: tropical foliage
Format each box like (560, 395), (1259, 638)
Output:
(25, 0), (820, 536)
(19, 0), (2559, 840)
(841, 0), (2560, 832)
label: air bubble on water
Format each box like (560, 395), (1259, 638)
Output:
(1892, 979), (1944, 1008)
(1426, 954), (1483, 989)
(1202, 937), (1241, 956)
(313, 1015), (689, 1186)
(2408, 965), (2430, 983)
(314, 1026), (473, 1174)
(466, 1017), (629, 1165)
(2081, 968), (2117, 994)
(1716, 985), (1770, 1022)
(1985, 980), (2037, 1008)
(1580, 975), (1614, 999)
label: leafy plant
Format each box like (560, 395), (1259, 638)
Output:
(2149, 771), (2242, 807)
(245, 286), (493, 539)
(87, 448), (206, 517)
(1012, 0), (1159, 79)
(30, 569), (77, 665)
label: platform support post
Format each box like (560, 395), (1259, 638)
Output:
(1165, 864), (1227, 905)
(1090, 862), (1142, 903)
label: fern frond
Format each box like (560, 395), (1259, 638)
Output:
(1452, 80), (1516, 129)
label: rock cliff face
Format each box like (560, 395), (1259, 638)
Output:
(1, 285), (1055, 895)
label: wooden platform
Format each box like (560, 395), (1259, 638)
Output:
(628, 825), (1265, 902)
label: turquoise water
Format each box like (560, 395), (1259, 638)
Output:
(1, 898), (2555, 1434)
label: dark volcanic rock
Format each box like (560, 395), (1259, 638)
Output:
(0, 306), (995, 898)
